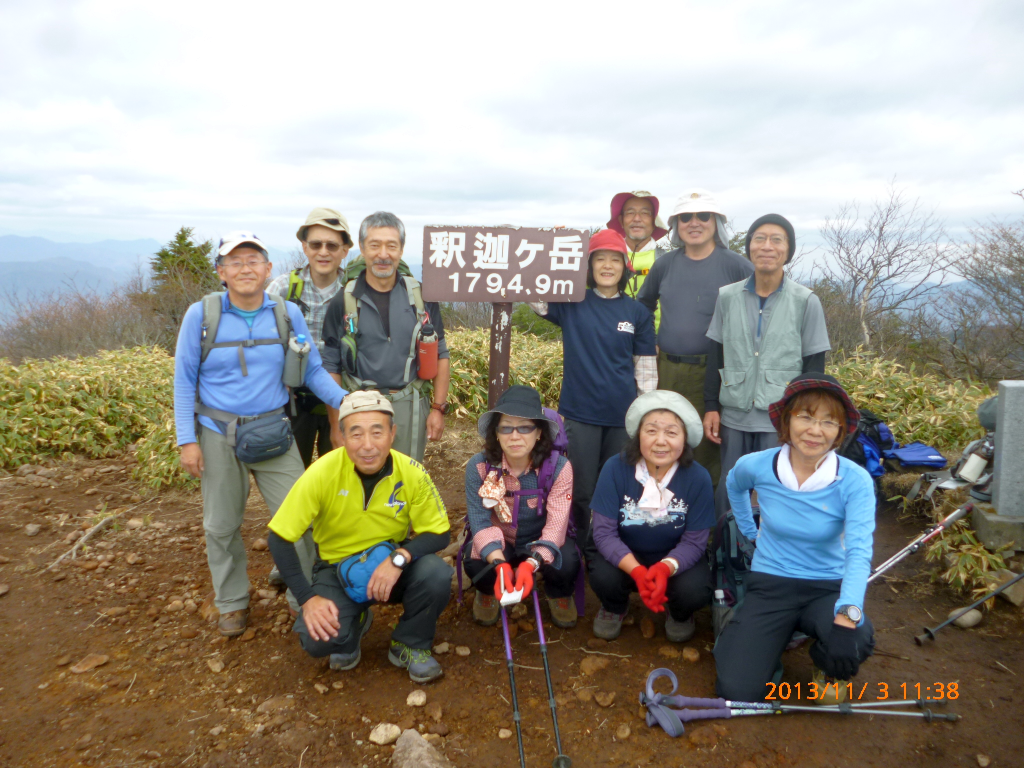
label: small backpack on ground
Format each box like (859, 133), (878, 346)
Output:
(457, 407), (586, 615)
(838, 409), (895, 479)
(711, 510), (757, 640)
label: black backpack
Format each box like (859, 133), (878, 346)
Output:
(711, 510), (757, 640)
(838, 409), (895, 483)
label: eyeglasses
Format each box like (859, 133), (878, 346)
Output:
(306, 239), (343, 253)
(220, 258), (267, 271)
(793, 413), (841, 431)
(497, 425), (539, 435)
(751, 234), (787, 247)
(678, 212), (713, 223)
(622, 208), (653, 220)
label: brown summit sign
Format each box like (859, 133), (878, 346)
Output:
(420, 226), (589, 303)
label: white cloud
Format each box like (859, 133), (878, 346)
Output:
(0, 0), (1021, 261)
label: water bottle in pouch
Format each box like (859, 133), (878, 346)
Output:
(284, 333), (310, 387)
(417, 322), (438, 380)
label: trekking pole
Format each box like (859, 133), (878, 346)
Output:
(916, 569), (1024, 645)
(531, 590), (571, 768)
(868, 503), (973, 583)
(500, 585), (528, 768)
(639, 669), (960, 736)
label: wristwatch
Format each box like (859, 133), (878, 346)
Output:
(390, 551), (409, 570)
(837, 604), (863, 623)
(431, 402), (450, 415)
(529, 552), (545, 571)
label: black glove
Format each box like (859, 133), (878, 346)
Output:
(824, 624), (862, 679)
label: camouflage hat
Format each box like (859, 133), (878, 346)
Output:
(297, 207), (353, 245)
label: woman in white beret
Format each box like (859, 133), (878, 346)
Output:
(587, 390), (714, 642)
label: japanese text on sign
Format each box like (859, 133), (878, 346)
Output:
(421, 226), (589, 303)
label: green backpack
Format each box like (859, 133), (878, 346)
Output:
(339, 257), (427, 389)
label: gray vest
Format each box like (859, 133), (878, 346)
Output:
(718, 278), (812, 412)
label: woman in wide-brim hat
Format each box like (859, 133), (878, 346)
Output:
(714, 373), (876, 704)
(587, 390), (715, 643)
(463, 385), (580, 628)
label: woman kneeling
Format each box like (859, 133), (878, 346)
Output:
(714, 374), (876, 703)
(464, 385), (580, 628)
(588, 391), (714, 642)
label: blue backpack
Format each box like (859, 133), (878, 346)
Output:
(839, 409), (895, 479)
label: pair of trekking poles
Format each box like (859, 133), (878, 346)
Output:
(640, 668), (959, 737)
(498, 582), (572, 768)
(867, 501), (1024, 644)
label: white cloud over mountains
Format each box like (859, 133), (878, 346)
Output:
(1, 0), (1021, 261)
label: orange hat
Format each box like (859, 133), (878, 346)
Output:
(588, 228), (633, 272)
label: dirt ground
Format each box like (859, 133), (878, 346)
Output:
(1, 418), (1022, 768)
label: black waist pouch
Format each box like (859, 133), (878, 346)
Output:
(234, 412), (294, 464)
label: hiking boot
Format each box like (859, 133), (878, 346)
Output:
(267, 567), (285, 588)
(592, 608), (625, 640)
(329, 609), (374, 671)
(472, 591), (500, 626)
(218, 608), (248, 637)
(388, 641), (443, 684)
(548, 596), (577, 629)
(811, 665), (849, 705)
(665, 614), (695, 643)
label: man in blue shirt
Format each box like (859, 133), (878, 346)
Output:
(174, 231), (346, 637)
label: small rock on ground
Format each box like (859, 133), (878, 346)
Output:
(369, 723), (401, 745)
(332, 681), (344, 690)
(580, 656), (611, 676)
(433, 642), (450, 654)
(615, 723), (631, 740)
(951, 608), (983, 628)
(314, 683), (328, 694)
(25, 524), (41, 537)
(392, 729), (456, 768)
(682, 647), (700, 663)
(498, 728), (513, 739)
(256, 696), (296, 714)
(251, 538), (268, 551)
(640, 616), (656, 639)
(425, 702), (443, 722)
(206, 659), (225, 673)
(595, 691), (616, 707)
(658, 645), (680, 659)
(454, 646), (471, 657)
(977, 755), (991, 767)
(71, 654), (109, 674)
(0, 584), (8, 597)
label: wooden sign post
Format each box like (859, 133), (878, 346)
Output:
(421, 226), (589, 407)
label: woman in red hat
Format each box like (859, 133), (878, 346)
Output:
(713, 374), (876, 704)
(529, 229), (657, 555)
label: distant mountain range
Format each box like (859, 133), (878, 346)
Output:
(0, 235), (425, 313)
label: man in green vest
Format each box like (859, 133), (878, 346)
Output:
(607, 191), (669, 319)
(267, 208), (354, 467)
(703, 214), (831, 518)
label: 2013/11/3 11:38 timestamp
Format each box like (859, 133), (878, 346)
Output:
(765, 681), (960, 701)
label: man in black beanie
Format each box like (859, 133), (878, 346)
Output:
(702, 214), (831, 518)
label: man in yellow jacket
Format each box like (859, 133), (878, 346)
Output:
(267, 390), (452, 683)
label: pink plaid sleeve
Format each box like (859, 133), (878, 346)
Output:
(532, 460), (574, 564)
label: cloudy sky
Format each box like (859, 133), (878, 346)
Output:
(1, 0), (1021, 264)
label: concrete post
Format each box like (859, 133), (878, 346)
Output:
(973, 380), (1024, 552)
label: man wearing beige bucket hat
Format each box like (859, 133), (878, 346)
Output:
(267, 207), (354, 468)
(636, 190), (753, 489)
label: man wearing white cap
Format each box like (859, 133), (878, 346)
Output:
(636, 190), (753, 488)
(173, 231), (346, 638)
(267, 208), (354, 468)
(267, 390), (452, 683)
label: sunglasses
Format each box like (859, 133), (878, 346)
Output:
(678, 212), (713, 223)
(497, 425), (539, 435)
(306, 239), (343, 253)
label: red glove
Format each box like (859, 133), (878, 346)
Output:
(646, 562), (672, 608)
(630, 565), (651, 599)
(493, 561), (515, 601)
(514, 560), (537, 598)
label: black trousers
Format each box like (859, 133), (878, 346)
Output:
(290, 410), (333, 469)
(586, 546), (711, 620)
(294, 554), (453, 656)
(564, 419), (629, 546)
(714, 571), (875, 702)
(464, 541), (580, 599)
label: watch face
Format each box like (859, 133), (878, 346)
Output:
(845, 605), (863, 622)
(392, 553), (407, 568)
